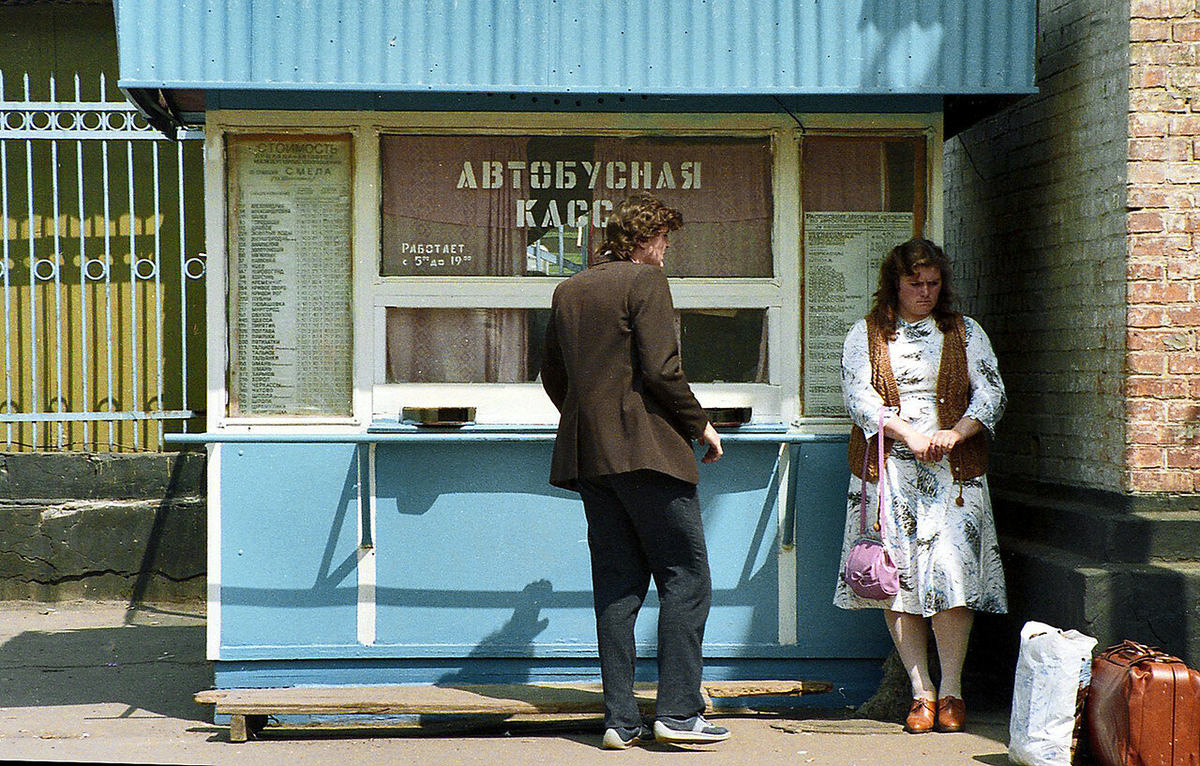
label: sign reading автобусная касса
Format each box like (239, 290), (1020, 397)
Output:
(380, 134), (773, 279)
(459, 157), (702, 227)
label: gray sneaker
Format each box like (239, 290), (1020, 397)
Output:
(653, 715), (730, 744)
(601, 724), (652, 750)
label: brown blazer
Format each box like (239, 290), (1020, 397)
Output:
(541, 256), (710, 491)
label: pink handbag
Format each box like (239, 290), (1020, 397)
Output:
(842, 409), (899, 600)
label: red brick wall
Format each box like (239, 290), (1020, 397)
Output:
(1126, 0), (1200, 493)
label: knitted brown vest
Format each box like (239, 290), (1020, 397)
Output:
(848, 314), (988, 483)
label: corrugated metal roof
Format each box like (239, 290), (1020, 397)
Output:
(114, 0), (1037, 97)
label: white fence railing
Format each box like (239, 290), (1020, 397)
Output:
(0, 72), (205, 451)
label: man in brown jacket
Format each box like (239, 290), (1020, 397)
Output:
(541, 193), (727, 749)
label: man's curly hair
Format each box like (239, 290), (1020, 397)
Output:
(596, 192), (683, 262)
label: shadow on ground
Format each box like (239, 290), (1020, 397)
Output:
(0, 606), (210, 722)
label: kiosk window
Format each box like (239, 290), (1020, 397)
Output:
(380, 135), (772, 278)
(800, 135), (927, 417)
(385, 307), (768, 385)
(377, 131), (777, 415)
(226, 134), (354, 418)
(386, 308), (548, 384)
(802, 136), (925, 218)
(680, 309), (769, 384)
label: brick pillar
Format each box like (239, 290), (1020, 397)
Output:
(1126, 0), (1200, 493)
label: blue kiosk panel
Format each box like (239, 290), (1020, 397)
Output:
(694, 442), (787, 655)
(211, 434), (892, 701)
(219, 443), (361, 649)
(793, 440), (893, 658)
(373, 442), (589, 652)
(372, 441), (788, 656)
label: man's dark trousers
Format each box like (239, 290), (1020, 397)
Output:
(578, 469), (712, 729)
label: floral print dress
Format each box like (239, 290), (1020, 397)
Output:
(833, 315), (1008, 616)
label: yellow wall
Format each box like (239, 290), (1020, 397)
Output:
(1, 5), (206, 451)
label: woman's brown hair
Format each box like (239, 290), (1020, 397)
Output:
(867, 237), (958, 337)
(595, 192), (683, 263)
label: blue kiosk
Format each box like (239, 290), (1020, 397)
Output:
(112, 0), (1038, 721)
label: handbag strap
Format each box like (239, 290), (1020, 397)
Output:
(858, 408), (889, 539)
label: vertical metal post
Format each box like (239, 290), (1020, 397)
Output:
(1, 135), (9, 450)
(127, 139), (139, 446)
(0, 103), (9, 448)
(1, 70), (10, 449)
(177, 142), (188, 432)
(23, 73), (38, 446)
(49, 74), (64, 448)
(102, 135), (114, 449)
(557, 225), (564, 273)
(75, 73), (90, 447)
(152, 142), (163, 448)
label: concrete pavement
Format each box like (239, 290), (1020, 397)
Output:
(0, 601), (1017, 765)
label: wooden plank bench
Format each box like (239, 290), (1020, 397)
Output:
(195, 680), (833, 742)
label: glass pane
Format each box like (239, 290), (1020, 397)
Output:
(385, 307), (767, 385)
(679, 309), (768, 384)
(386, 308), (549, 383)
(802, 136), (923, 217)
(523, 136), (595, 277)
(801, 135), (925, 417)
(226, 134), (354, 417)
(884, 141), (917, 213)
(380, 135), (773, 278)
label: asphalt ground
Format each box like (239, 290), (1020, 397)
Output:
(0, 601), (1018, 765)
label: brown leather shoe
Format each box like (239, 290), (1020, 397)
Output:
(904, 698), (936, 733)
(936, 696), (966, 732)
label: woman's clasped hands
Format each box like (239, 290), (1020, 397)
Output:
(921, 429), (964, 462)
(887, 416), (967, 464)
(901, 430), (959, 462)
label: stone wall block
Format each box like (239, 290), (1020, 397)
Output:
(1175, 19), (1200, 40)
(0, 452), (207, 602)
(0, 498), (205, 601)
(1167, 304), (1200, 325)
(1130, 469), (1196, 492)
(0, 451), (205, 501)
(1129, 210), (1165, 231)
(1127, 445), (1166, 467)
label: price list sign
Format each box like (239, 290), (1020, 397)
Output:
(227, 135), (353, 417)
(802, 211), (913, 417)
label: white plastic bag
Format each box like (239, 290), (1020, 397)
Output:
(1008, 621), (1098, 766)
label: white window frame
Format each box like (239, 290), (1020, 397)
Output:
(371, 114), (788, 426)
(204, 111), (942, 432)
(796, 117), (945, 431)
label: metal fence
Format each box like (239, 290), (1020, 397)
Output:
(0, 72), (205, 452)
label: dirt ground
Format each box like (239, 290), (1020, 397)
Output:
(0, 601), (1016, 765)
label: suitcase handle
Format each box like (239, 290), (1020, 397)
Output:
(1099, 639), (1182, 666)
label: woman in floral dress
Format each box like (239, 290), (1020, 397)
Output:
(834, 238), (1007, 734)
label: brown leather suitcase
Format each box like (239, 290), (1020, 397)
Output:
(1087, 640), (1200, 766)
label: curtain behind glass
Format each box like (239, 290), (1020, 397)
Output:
(591, 137), (773, 277)
(381, 135), (528, 276)
(386, 308), (533, 383)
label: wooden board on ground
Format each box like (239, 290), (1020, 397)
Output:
(195, 680), (834, 742)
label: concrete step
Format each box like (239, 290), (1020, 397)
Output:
(970, 535), (1200, 686)
(992, 486), (1200, 564)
